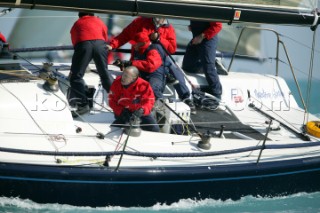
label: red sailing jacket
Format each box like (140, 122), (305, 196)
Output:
(70, 15), (108, 46)
(203, 22), (222, 40)
(108, 76), (155, 116)
(0, 33), (6, 43)
(109, 17), (177, 54)
(130, 46), (163, 74)
(190, 21), (222, 40)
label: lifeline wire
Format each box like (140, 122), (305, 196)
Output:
(1, 141), (320, 158)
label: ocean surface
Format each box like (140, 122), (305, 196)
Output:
(1, 192), (320, 213)
(287, 79), (320, 117)
(1, 80), (319, 213)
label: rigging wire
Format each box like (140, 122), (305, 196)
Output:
(304, 28), (317, 124)
(259, 32), (320, 83)
(13, 51), (43, 70)
(277, 59), (320, 81)
(279, 33), (320, 55)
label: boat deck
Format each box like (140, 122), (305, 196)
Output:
(6, 61), (316, 143)
(191, 108), (268, 140)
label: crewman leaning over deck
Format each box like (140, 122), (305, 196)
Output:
(109, 66), (160, 132)
(182, 21), (223, 101)
(107, 16), (176, 54)
(69, 12), (113, 117)
(107, 17), (196, 112)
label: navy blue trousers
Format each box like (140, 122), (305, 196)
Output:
(182, 36), (222, 99)
(167, 60), (191, 100)
(140, 69), (166, 100)
(70, 40), (113, 106)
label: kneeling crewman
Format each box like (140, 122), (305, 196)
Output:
(108, 66), (160, 132)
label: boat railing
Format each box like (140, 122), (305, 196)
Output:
(228, 26), (307, 111)
(1, 141), (320, 159)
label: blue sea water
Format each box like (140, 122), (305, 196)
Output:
(1, 192), (320, 213)
(287, 79), (320, 117)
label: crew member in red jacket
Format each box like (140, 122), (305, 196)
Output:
(182, 21), (223, 101)
(109, 66), (160, 132)
(69, 12), (113, 117)
(114, 32), (166, 100)
(0, 32), (6, 49)
(108, 17), (195, 111)
(107, 16), (176, 54)
(0, 32), (6, 43)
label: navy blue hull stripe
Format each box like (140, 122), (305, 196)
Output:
(0, 167), (320, 184)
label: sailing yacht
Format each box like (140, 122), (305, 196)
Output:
(0, 0), (320, 207)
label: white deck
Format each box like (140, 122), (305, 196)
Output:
(0, 64), (319, 168)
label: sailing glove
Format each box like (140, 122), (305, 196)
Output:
(133, 108), (144, 118)
(113, 59), (131, 71)
(122, 60), (132, 68)
(119, 108), (132, 122)
(113, 59), (123, 68)
(149, 32), (160, 42)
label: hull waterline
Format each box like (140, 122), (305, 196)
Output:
(1, 156), (320, 207)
